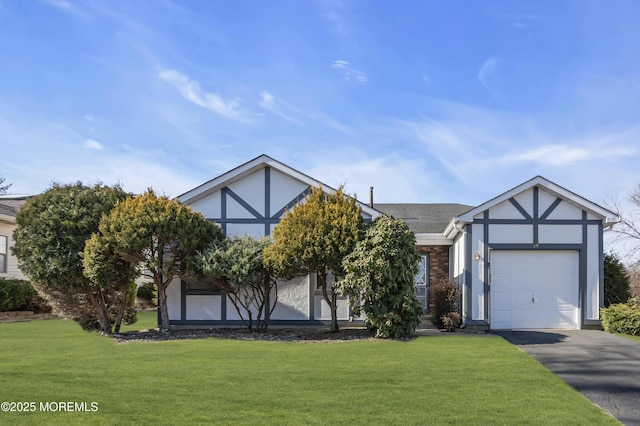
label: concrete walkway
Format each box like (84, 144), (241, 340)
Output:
(495, 330), (640, 426)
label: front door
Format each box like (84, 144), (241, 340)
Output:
(415, 255), (428, 312)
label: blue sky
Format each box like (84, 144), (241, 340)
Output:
(1, 0), (639, 210)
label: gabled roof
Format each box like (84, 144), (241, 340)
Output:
(178, 154), (381, 218)
(375, 203), (474, 234)
(0, 195), (33, 223)
(444, 176), (619, 238)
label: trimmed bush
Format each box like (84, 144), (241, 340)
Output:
(429, 277), (459, 329)
(601, 297), (640, 336)
(442, 312), (461, 331)
(0, 278), (50, 312)
(136, 282), (157, 305)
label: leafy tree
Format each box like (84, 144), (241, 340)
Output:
(12, 182), (130, 334)
(97, 190), (224, 332)
(0, 175), (10, 194)
(604, 252), (631, 307)
(340, 215), (423, 338)
(193, 236), (277, 331)
(264, 186), (364, 332)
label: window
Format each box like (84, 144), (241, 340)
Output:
(184, 277), (221, 295)
(0, 236), (7, 273)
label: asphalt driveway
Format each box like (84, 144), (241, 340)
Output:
(494, 330), (640, 426)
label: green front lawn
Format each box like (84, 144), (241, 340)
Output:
(0, 314), (618, 425)
(619, 333), (640, 342)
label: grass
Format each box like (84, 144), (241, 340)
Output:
(619, 333), (640, 342)
(0, 313), (618, 425)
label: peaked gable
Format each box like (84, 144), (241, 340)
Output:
(178, 155), (380, 237)
(444, 176), (619, 238)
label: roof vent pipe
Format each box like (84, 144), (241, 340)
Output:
(369, 186), (374, 208)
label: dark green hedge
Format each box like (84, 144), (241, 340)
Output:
(0, 278), (49, 312)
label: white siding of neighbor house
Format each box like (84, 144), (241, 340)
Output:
(0, 221), (25, 280)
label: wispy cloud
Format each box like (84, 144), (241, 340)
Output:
(331, 60), (367, 83)
(501, 144), (636, 166)
(42, 0), (90, 19)
(478, 56), (500, 95)
(83, 139), (102, 150)
(259, 91), (304, 124)
(158, 68), (251, 122)
(318, 0), (349, 39)
(258, 90), (355, 134)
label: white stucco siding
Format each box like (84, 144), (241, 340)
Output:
(586, 225), (601, 320)
(489, 224), (533, 244)
(537, 188), (558, 214)
(270, 169), (309, 216)
(186, 295), (222, 320)
(488, 200), (521, 219)
(167, 278), (182, 320)
(314, 296), (350, 320)
(538, 224), (582, 244)
(226, 296), (258, 321)
(545, 200), (583, 220)
(227, 170), (266, 217)
(513, 189), (534, 217)
(226, 197), (258, 219)
(188, 192), (222, 218)
(271, 276), (309, 320)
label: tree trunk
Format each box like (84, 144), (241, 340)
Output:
(114, 284), (130, 334)
(330, 286), (339, 333)
(90, 289), (112, 335)
(158, 283), (170, 333)
(319, 272), (339, 333)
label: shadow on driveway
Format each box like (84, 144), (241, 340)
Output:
(494, 329), (640, 426)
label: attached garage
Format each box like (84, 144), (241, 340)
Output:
(490, 251), (579, 329)
(445, 176), (619, 330)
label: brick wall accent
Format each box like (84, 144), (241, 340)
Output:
(417, 245), (450, 283)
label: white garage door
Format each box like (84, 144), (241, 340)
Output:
(490, 251), (579, 329)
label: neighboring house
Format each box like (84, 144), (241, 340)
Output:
(0, 195), (32, 280)
(173, 155), (619, 330)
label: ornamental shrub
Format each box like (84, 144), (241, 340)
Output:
(600, 297), (640, 336)
(0, 279), (50, 312)
(430, 277), (459, 328)
(340, 215), (423, 339)
(136, 282), (158, 305)
(442, 312), (461, 332)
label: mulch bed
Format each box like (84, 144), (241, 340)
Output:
(113, 326), (392, 344)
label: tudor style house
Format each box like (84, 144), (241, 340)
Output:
(169, 155), (619, 330)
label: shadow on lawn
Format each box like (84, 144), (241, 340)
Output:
(492, 330), (568, 345)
